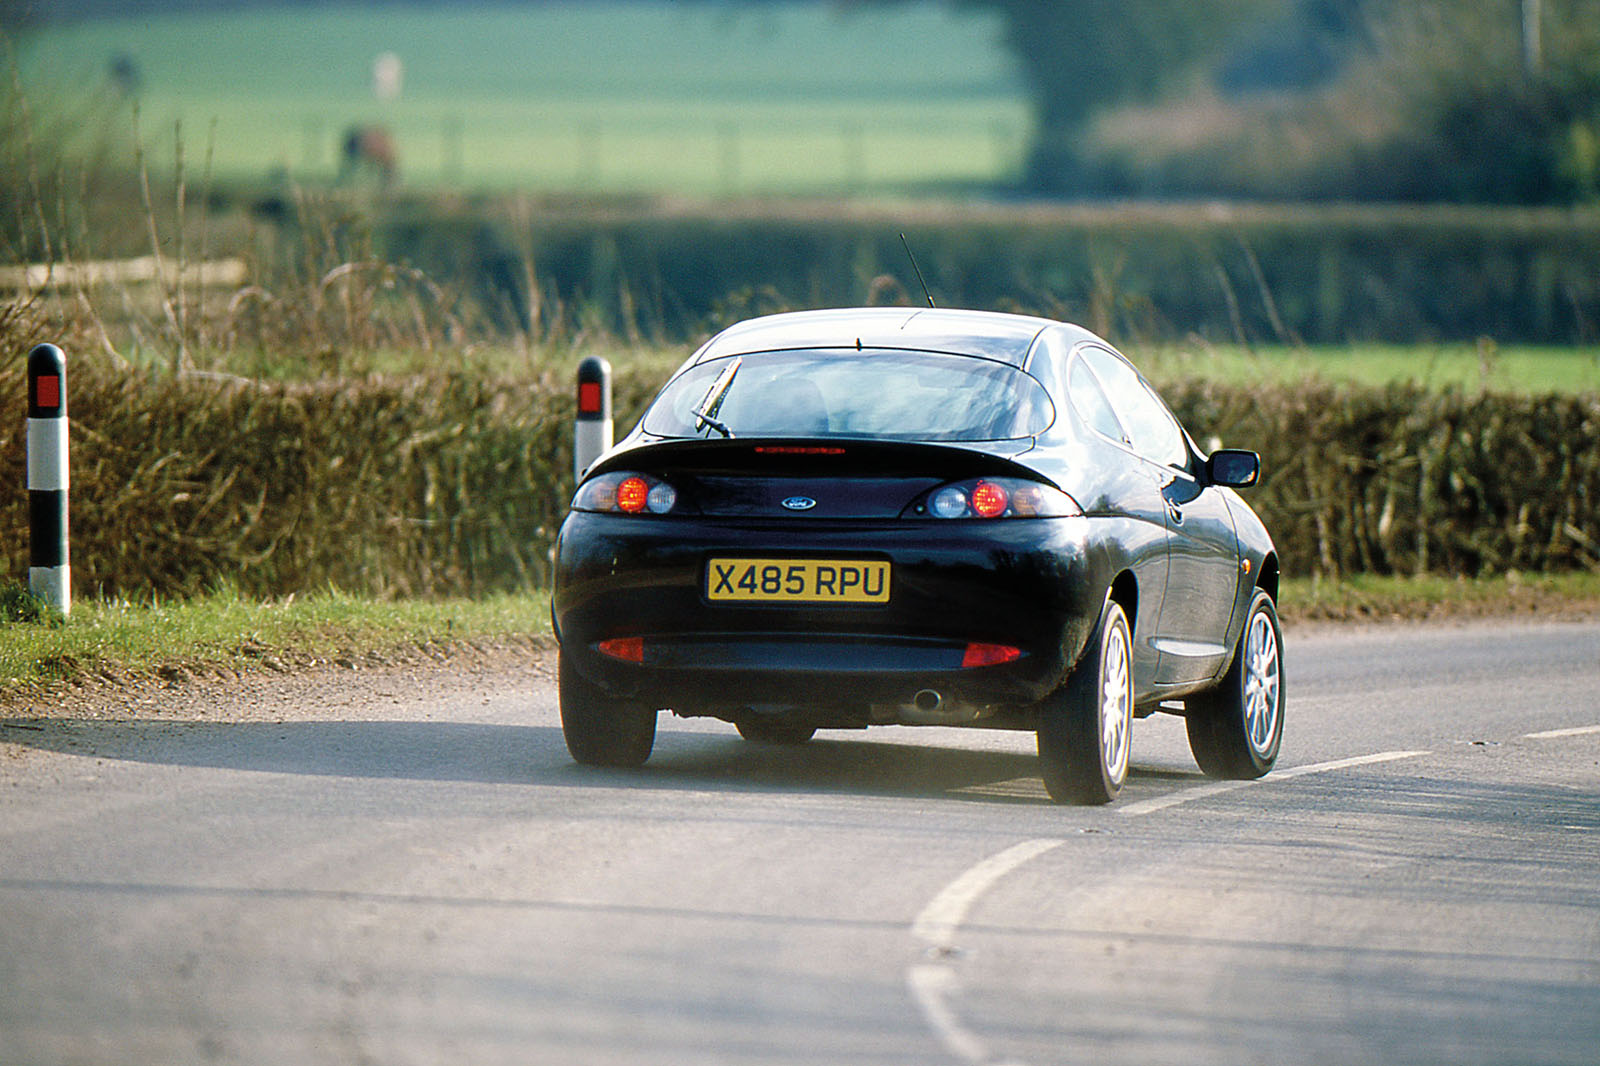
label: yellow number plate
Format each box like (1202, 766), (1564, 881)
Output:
(706, 558), (891, 604)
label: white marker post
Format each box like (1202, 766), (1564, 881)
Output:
(27, 343), (70, 616)
(574, 356), (613, 481)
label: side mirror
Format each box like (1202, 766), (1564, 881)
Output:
(1206, 449), (1260, 488)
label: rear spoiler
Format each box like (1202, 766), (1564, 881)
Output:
(587, 435), (1045, 484)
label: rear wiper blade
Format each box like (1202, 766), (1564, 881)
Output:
(693, 357), (741, 439)
(690, 406), (733, 438)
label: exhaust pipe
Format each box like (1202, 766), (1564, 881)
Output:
(893, 689), (989, 726)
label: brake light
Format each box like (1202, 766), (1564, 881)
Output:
(969, 480), (1009, 518)
(616, 476), (651, 514)
(962, 643), (1022, 668)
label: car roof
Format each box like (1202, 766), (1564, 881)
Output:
(693, 307), (1086, 368)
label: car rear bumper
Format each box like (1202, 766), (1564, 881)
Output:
(552, 512), (1109, 718)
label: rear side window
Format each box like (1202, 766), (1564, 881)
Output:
(1069, 358), (1127, 443)
(1076, 345), (1189, 469)
(642, 349), (1055, 442)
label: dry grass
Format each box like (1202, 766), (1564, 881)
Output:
(0, 354), (663, 600)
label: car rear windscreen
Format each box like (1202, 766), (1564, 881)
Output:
(642, 349), (1055, 442)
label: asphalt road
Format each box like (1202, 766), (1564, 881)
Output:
(2, 621), (1597, 1066)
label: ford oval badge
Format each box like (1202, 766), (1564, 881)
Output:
(781, 496), (817, 511)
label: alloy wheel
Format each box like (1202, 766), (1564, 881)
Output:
(1242, 610), (1281, 756)
(1101, 621), (1132, 785)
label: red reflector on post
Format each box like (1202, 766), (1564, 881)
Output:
(598, 637), (645, 663)
(961, 643), (1022, 669)
(578, 381), (603, 415)
(34, 375), (61, 409)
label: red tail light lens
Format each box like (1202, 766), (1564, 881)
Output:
(969, 480), (1009, 518)
(598, 637), (645, 663)
(962, 643), (1022, 668)
(616, 476), (651, 514)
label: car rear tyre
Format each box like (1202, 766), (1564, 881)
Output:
(1037, 599), (1133, 805)
(1186, 589), (1283, 779)
(735, 716), (818, 744)
(559, 651), (657, 767)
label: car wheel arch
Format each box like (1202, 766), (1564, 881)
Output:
(1109, 570), (1139, 641)
(1257, 552), (1280, 603)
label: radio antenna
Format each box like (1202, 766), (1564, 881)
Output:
(900, 233), (935, 308)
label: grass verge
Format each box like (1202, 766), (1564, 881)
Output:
(0, 586), (552, 701)
(1281, 571), (1600, 625)
(3, 574), (1597, 705)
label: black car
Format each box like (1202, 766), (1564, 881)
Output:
(551, 307), (1282, 804)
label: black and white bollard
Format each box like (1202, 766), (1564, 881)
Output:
(574, 355), (613, 481)
(27, 343), (70, 617)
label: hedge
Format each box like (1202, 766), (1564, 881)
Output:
(1, 359), (1595, 600)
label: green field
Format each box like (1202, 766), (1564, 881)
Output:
(1141, 342), (1600, 396)
(180, 335), (1600, 397)
(14, 2), (1030, 194)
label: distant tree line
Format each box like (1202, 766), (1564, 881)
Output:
(856, 0), (1600, 205)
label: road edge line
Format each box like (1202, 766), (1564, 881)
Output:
(1118, 749), (1432, 817)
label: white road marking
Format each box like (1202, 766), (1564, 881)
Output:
(1271, 750), (1434, 777)
(908, 748), (1433, 1065)
(906, 965), (993, 1066)
(911, 838), (1064, 949)
(1118, 750), (1432, 817)
(1525, 724), (1600, 739)
(1117, 779), (1252, 817)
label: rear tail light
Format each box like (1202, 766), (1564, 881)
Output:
(616, 476), (651, 513)
(573, 472), (679, 515)
(910, 478), (1081, 520)
(969, 480), (1009, 518)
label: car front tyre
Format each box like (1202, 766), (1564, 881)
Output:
(1186, 588), (1284, 779)
(559, 650), (657, 767)
(1037, 599), (1133, 805)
